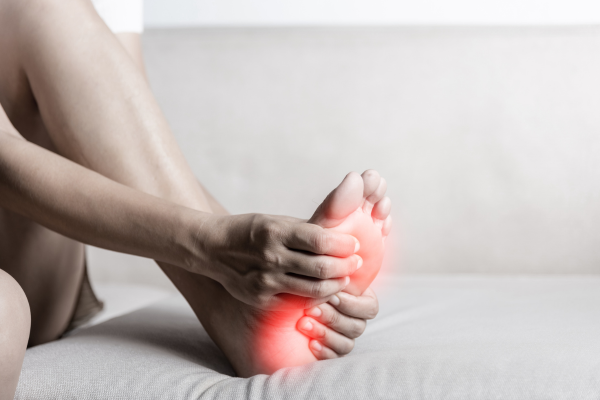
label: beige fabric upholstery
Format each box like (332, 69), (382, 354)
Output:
(89, 27), (600, 290)
(16, 275), (600, 399)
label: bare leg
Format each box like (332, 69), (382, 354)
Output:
(0, 211), (85, 345)
(0, 269), (30, 400)
(0, 61), (87, 345)
(0, 3), (181, 346)
(0, 0), (388, 376)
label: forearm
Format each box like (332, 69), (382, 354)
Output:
(0, 131), (205, 269)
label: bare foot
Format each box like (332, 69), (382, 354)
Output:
(308, 170), (391, 296)
(166, 171), (391, 377)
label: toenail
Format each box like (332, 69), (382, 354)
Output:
(354, 239), (360, 253)
(303, 321), (313, 331)
(356, 256), (363, 269)
(329, 294), (341, 306)
(306, 307), (322, 317)
(311, 340), (323, 352)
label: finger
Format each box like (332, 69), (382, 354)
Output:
(278, 275), (351, 300)
(305, 302), (366, 339)
(328, 287), (379, 320)
(284, 223), (359, 257)
(267, 293), (331, 311)
(298, 317), (355, 356)
(308, 340), (339, 361)
(284, 252), (362, 279)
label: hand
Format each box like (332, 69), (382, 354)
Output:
(188, 213), (363, 310)
(297, 287), (379, 358)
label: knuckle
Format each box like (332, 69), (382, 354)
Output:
(253, 215), (283, 243)
(311, 232), (330, 253)
(338, 339), (355, 355)
(251, 273), (273, 294)
(350, 320), (367, 338)
(264, 217), (287, 241)
(310, 282), (328, 298)
(315, 258), (332, 279)
(366, 302), (380, 319)
(326, 309), (341, 326)
(262, 250), (281, 268)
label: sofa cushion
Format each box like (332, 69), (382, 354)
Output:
(16, 275), (600, 399)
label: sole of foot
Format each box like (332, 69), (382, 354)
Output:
(308, 170), (391, 295)
(175, 171), (391, 377)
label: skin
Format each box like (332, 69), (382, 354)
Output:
(0, 0), (390, 390)
(0, 270), (30, 400)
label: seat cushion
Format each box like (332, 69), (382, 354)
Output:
(15, 275), (600, 399)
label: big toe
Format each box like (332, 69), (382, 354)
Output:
(309, 172), (364, 228)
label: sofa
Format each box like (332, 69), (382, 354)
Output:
(15, 26), (600, 399)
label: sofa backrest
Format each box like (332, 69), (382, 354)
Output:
(88, 27), (600, 288)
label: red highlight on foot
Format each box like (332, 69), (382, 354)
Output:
(250, 170), (391, 375)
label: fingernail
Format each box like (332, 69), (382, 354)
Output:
(311, 340), (322, 351)
(303, 321), (313, 331)
(354, 239), (360, 253)
(329, 294), (340, 306)
(345, 276), (350, 285)
(306, 307), (322, 317)
(356, 256), (363, 270)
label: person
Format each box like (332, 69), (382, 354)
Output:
(0, 0), (392, 397)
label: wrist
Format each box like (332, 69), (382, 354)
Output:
(178, 209), (226, 278)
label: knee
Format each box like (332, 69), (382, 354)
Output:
(0, 269), (31, 349)
(0, 271), (30, 400)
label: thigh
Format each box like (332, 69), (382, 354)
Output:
(0, 269), (30, 400)
(5, 0), (208, 211)
(0, 209), (85, 346)
(0, 10), (87, 347)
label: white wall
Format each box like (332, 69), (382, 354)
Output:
(144, 0), (600, 27)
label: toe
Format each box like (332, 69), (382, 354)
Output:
(382, 215), (392, 237)
(299, 317), (355, 357)
(309, 340), (339, 360)
(362, 172), (386, 214)
(366, 177), (387, 208)
(361, 170), (381, 200)
(372, 196), (391, 221)
(308, 172), (364, 228)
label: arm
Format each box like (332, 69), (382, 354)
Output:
(0, 127), (199, 269)
(1, 0), (361, 312)
(0, 118), (358, 310)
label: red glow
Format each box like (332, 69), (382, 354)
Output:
(252, 308), (318, 374)
(330, 208), (385, 296)
(250, 208), (391, 374)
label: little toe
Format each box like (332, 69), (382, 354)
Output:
(382, 215), (392, 237)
